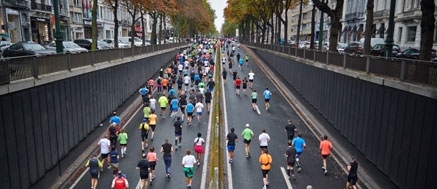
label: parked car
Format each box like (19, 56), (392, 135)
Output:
(344, 42), (363, 55)
(102, 39), (131, 48)
(337, 43), (348, 54)
(119, 37), (148, 46)
(396, 48), (437, 60)
(73, 39), (112, 50)
(0, 41), (12, 56)
(2, 42), (56, 58)
(46, 41), (88, 54)
(370, 44), (401, 56)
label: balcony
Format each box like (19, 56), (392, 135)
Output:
(4, 0), (28, 8)
(31, 1), (52, 12)
(374, 10), (389, 18)
(345, 12), (365, 21)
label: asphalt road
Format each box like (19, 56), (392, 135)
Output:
(222, 47), (346, 189)
(72, 46), (347, 189)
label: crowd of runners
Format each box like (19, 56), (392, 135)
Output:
(85, 38), (358, 189)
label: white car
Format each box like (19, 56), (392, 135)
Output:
(46, 41), (88, 54)
(337, 43), (348, 54)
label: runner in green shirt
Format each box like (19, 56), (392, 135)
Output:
(241, 124), (254, 158)
(118, 129), (128, 158)
(158, 94), (169, 118)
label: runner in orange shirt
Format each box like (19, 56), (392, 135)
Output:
(320, 135), (333, 175)
(161, 77), (169, 95)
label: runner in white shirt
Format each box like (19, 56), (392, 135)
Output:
(182, 149), (197, 189)
(183, 75), (191, 91)
(98, 135), (111, 169)
(178, 64), (184, 73)
(149, 96), (157, 111)
(195, 102), (204, 122)
(258, 129), (270, 149)
(248, 70), (255, 89)
(222, 56), (226, 64)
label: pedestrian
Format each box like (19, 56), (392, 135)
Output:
(161, 138), (174, 178)
(156, 77), (162, 94)
(148, 77), (155, 91)
(85, 154), (103, 189)
(158, 94), (168, 117)
(320, 135), (333, 175)
(118, 129), (128, 158)
(149, 96), (157, 111)
(139, 119), (150, 152)
(251, 89), (258, 111)
(162, 77), (169, 95)
(259, 148), (272, 189)
(147, 147), (158, 185)
(170, 96), (179, 119)
(204, 89), (212, 114)
(136, 153), (150, 189)
(242, 77), (248, 96)
(239, 57), (244, 70)
(186, 101), (194, 125)
(108, 122), (119, 147)
(207, 78), (215, 93)
(139, 86), (149, 103)
(148, 110), (158, 141)
(346, 156), (358, 189)
(232, 69), (238, 81)
(285, 120), (297, 144)
(248, 70), (255, 89)
(222, 68), (227, 83)
(235, 77), (241, 95)
(108, 145), (120, 176)
(109, 112), (121, 126)
(258, 129), (270, 150)
(241, 124), (254, 158)
(111, 170), (129, 189)
(226, 128), (238, 163)
(263, 88), (272, 110)
(285, 142), (296, 180)
(182, 149), (197, 189)
(184, 75), (191, 91)
(193, 132), (205, 166)
(245, 55), (249, 65)
(292, 133), (306, 172)
(195, 100), (204, 122)
(174, 117), (183, 149)
(97, 135), (111, 171)
(179, 95), (187, 121)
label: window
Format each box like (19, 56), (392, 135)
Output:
(434, 26), (437, 43)
(407, 26), (416, 42)
(398, 27), (403, 43)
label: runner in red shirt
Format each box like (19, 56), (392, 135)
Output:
(235, 77), (242, 95)
(320, 135), (333, 175)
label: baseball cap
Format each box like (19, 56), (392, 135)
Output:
(142, 118), (147, 122)
(245, 124), (250, 127)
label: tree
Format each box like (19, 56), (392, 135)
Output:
(363, 0), (374, 55)
(419, 0), (435, 61)
(312, 0), (344, 52)
(123, 0), (142, 47)
(104, 0), (119, 48)
(91, 0), (98, 50)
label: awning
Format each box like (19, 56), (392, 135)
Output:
(135, 26), (142, 37)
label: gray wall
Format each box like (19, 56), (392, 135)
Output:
(251, 48), (436, 189)
(0, 50), (176, 188)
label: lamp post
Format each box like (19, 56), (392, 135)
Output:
(53, 0), (63, 53)
(384, 0), (396, 58)
(296, 0), (303, 47)
(318, 0), (325, 50)
(310, 1), (316, 49)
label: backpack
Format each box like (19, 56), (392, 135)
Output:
(109, 126), (117, 139)
(139, 123), (149, 131)
(114, 177), (126, 189)
(89, 158), (99, 174)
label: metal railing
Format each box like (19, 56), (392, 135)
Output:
(244, 42), (437, 87)
(0, 43), (186, 85)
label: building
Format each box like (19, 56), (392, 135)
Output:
(69, 0), (84, 40)
(1, 0), (31, 43)
(341, 0), (366, 43)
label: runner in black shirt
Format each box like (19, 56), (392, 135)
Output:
(136, 153), (151, 188)
(160, 139), (174, 178)
(346, 156), (358, 189)
(174, 117), (183, 149)
(226, 128), (238, 163)
(204, 89), (212, 114)
(285, 120), (297, 144)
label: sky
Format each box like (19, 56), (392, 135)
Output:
(208, 0), (227, 33)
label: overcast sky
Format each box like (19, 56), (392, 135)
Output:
(208, 0), (227, 33)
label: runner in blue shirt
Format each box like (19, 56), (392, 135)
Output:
(186, 102), (195, 125)
(263, 88), (272, 110)
(292, 134), (306, 173)
(169, 88), (177, 97)
(239, 58), (244, 70)
(170, 98), (179, 119)
(194, 74), (200, 85)
(109, 112), (121, 126)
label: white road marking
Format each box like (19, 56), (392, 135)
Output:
(280, 167), (293, 189)
(222, 54), (233, 189)
(255, 105), (261, 115)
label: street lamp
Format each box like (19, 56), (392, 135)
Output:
(385, 0), (396, 58)
(296, 0), (303, 47)
(318, 0), (325, 50)
(310, 1), (316, 49)
(53, 0), (64, 53)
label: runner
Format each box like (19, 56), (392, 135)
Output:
(149, 96), (157, 111)
(320, 135), (333, 175)
(111, 170), (129, 189)
(136, 153), (151, 189)
(258, 129), (270, 150)
(207, 78), (215, 93)
(194, 101), (204, 122)
(143, 104), (151, 121)
(259, 148), (272, 189)
(97, 135), (111, 171)
(139, 119), (150, 152)
(179, 95), (188, 121)
(346, 156), (358, 189)
(193, 133), (205, 166)
(158, 94), (168, 118)
(182, 149), (197, 189)
(241, 124), (254, 158)
(232, 69), (238, 81)
(292, 133), (306, 173)
(226, 128), (238, 163)
(148, 77), (155, 91)
(285, 142), (297, 180)
(183, 74), (191, 91)
(186, 101), (194, 125)
(108, 145), (120, 176)
(245, 55), (249, 65)
(160, 138), (174, 179)
(228, 60), (233, 74)
(147, 147), (158, 185)
(109, 112), (121, 126)
(148, 110), (158, 141)
(170, 96), (179, 119)
(85, 154), (103, 189)
(177, 76), (184, 94)
(248, 70), (255, 89)
(204, 89), (212, 114)
(285, 120), (297, 144)
(156, 77), (162, 94)
(222, 68), (227, 83)
(139, 86), (148, 103)
(263, 87), (272, 110)
(174, 117), (183, 149)
(251, 89), (258, 111)
(222, 55), (226, 65)
(239, 57), (244, 70)
(162, 77), (169, 95)
(242, 77), (248, 96)
(235, 77), (241, 95)
(117, 129), (128, 158)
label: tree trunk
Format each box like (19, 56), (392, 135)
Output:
(158, 14), (163, 45)
(312, 0), (344, 52)
(310, 5), (316, 49)
(113, 0), (119, 48)
(91, 0), (98, 50)
(419, 0), (435, 60)
(364, 0), (374, 55)
(284, 9), (288, 43)
(163, 13), (167, 44)
(141, 11), (145, 46)
(151, 12), (158, 45)
(270, 16), (274, 44)
(130, 14), (136, 47)
(296, 0), (303, 47)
